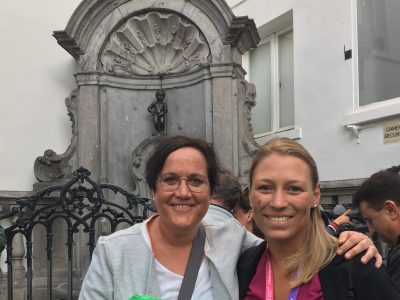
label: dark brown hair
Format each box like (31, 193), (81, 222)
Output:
(353, 170), (400, 210)
(145, 135), (221, 194)
(212, 171), (242, 211)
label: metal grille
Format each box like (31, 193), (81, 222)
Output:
(0, 167), (156, 300)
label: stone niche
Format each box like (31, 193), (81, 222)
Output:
(35, 0), (260, 196)
(26, 0), (261, 298)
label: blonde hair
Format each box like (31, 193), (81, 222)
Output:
(249, 138), (338, 287)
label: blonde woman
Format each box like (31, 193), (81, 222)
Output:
(237, 138), (399, 300)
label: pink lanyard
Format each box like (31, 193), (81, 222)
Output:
(265, 250), (300, 300)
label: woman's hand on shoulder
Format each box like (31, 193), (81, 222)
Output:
(336, 231), (382, 268)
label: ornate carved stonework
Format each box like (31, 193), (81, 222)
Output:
(34, 90), (78, 182)
(100, 11), (211, 76)
(236, 79), (259, 185)
(239, 80), (259, 156)
(131, 136), (160, 198)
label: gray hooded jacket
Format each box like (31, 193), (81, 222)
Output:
(78, 216), (261, 300)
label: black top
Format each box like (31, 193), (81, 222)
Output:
(237, 242), (400, 300)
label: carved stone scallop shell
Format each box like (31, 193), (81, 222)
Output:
(100, 11), (211, 76)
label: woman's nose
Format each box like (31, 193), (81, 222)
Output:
(270, 189), (287, 209)
(175, 178), (192, 197)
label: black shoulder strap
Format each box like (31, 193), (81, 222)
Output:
(177, 224), (206, 300)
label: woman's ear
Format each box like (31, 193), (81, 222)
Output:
(312, 182), (321, 207)
(246, 209), (253, 224)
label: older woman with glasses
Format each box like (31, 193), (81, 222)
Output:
(79, 135), (382, 300)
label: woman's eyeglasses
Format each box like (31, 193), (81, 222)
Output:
(158, 174), (208, 193)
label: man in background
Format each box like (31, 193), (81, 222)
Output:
(234, 187), (264, 238)
(353, 170), (400, 288)
(205, 171), (243, 222)
(203, 170), (262, 247)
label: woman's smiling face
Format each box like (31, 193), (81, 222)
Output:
(250, 152), (320, 247)
(153, 147), (210, 234)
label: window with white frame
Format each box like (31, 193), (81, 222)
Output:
(249, 27), (294, 136)
(357, 0), (400, 106)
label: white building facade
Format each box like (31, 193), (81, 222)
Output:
(1, 1), (399, 201)
(228, 0), (400, 204)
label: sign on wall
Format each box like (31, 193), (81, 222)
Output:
(384, 118), (400, 144)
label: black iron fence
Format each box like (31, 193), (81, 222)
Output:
(0, 167), (156, 300)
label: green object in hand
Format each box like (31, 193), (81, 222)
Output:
(129, 294), (160, 300)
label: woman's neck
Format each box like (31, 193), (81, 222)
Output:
(267, 237), (304, 269)
(147, 216), (198, 275)
(149, 216), (198, 248)
(268, 243), (295, 267)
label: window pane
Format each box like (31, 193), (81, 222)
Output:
(358, 0), (400, 106)
(278, 30), (294, 128)
(250, 42), (272, 134)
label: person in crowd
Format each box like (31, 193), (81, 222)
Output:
(203, 169), (261, 246)
(79, 135), (383, 300)
(0, 225), (5, 253)
(237, 137), (399, 300)
(234, 187), (264, 239)
(324, 206), (351, 236)
(353, 169), (400, 288)
(234, 187), (253, 232)
(205, 170), (243, 222)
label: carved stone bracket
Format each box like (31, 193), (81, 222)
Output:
(34, 90), (78, 182)
(52, 31), (84, 60)
(224, 16), (260, 54)
(100, 11), (211, 76)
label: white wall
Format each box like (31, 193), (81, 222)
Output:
(232, 0), (400, 181)
(228, 0), (294, 27)
(0, 0), (81, 191)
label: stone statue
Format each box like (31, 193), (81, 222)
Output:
(147, 89), (168, 134)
